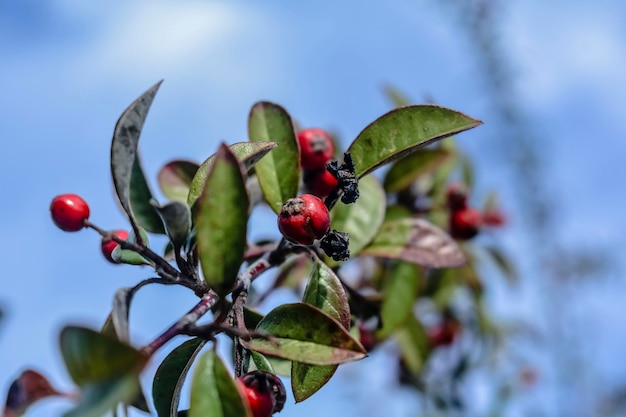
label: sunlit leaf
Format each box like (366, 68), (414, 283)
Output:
(243, 351), (275, 374)
(188, 142), (277, 206)
(383, 148), (451, 193)
(362, 218), (466, 268)
(248, 102), (300, 213)
(110, 81), (164, 236)
(158, 160), (199, 202)
(292, 261), (351, 401)
(195, 144), (248, 296)
(153, 338), (206, 417)
(327, 175), (386, 266)
(246, 303), (366, 366)
(189, 349), (251, 417)
(347, 105), (482, 178)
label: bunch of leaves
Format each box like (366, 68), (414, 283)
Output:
(4, 81), (494, 417)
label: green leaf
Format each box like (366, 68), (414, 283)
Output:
(327, 175), (386, 266)
(59, 326), (147, 387)
(63, 373), (141, 417)
(383, 148), (451, 193)
(189, 349), (251, 417)
(243, 351), (275, 374)
(394, 316), (430, 375)
(152, 201), (192, 251)
(153, 338), (207, 417)
(378, 262), (422, 339)
(246, 303), (366, 366)
(195, 143), (249, 296)
(111, 227), (152, 266)
(111, 81), (165, 236)
(188, 142), (277, 206)
(248, 102), (300, 213)
(130, 154), (166, 234)
(347, 105), (482, 178)
(382, 84), (411, 108)
(158, 160), (200, 202)
(292, 261), (351, 402)
(361, 218), (466, 268)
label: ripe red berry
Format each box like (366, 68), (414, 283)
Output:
(445, 183), (468, 211)
(426, 319), (461, 348)
(482, 207), (506, 227)
(100, 230), (129, 264)
(278, 194), (330, 245)
(237, 371), (285, 417)
(50, 194), (90, 232)
(449, 206), (482, 240)
(304, 168), (339, 199)
(297, 128), (335, 170)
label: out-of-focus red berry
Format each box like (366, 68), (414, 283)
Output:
(277, 194), (330, 245)
(100, 230), (129, 264)
(50, 194), (90, 232)
(297, 128), (335, 170)
(237, 371), (285, 417)
(482, 207), (506, 227)
(446, 183), (468, 211)
(304, 168), (339, 199)
(449, 206), (482, 240)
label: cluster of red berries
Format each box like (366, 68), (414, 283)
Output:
(298, 128), (338, 199)
(237, 371), (285, 417)
(446, 183), (507, 240)
(49, 194), (128, 264)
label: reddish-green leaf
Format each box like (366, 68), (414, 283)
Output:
(151, 201), (192, 251)
(327, 175), (386, 266)
(292, 261), (351, 402)
(189, 349), (251, 417)
(187, 142), (277, 206)
(195, 144), (249, 296)
(383, 148), (452, 193)
(248, 102), (300, 213)
(158, 160), (200, 202)
(247, 303), (366, 366)
(153, 338), (207, 417)
(3, 370), (64, 417)
(111, 81), (165, 236)
(362, 218), (466, 268)
(347, 105), (482, 178)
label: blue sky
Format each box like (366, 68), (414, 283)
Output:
(1, 1), (625, 416)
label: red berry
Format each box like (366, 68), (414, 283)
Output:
(101, 230), (129, 264)
(426, 319), (461, 348)
(297, 128), (335, 170)
(304, 168), (339, 199)
(278, 194), (330, 245)
(237, 371), (285, 417)
(482, 207), (506, 227)
(50, 194), (90, 232)
(445, 183), (468, 211)
(449, 206), (482, 240)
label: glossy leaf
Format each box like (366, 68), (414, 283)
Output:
(158, 160), (200, 202)
(347, 105), (482, 178)
(60, 326), (147, 387)
(111, 81), (164, 236)
(383, 148), (451, 192)
(362, 218), (466, 268)
(248, 102), (300, 213)
(195, 144), (249, 296)
(243, 351), (275, 374)
(153, 338), (206, 417)
(247, 303), (366, 366)
(394, 316), (430, 375)
(292, 261), (351, 402)
(111, 227), (152, 266)
(328, 175), (386, 266)
(152, 201), (192, 251)
(378, 262), (422, 339)
(187, 142), (277, 206)
(189, 349), (251, 417)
